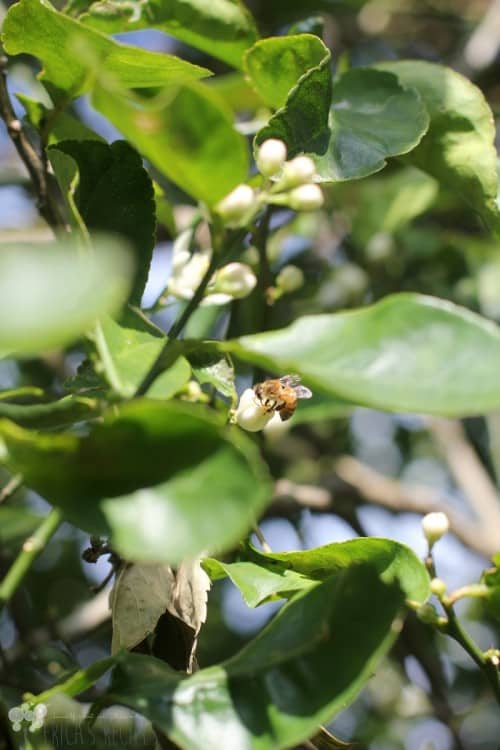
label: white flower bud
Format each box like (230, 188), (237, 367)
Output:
(213, 263), (257, 299)
(430, 578), (447, 598)
(288, 183), (324, 211)
(422, 512), (449, 548)
(168, 251), (211, 300)
(216, 184), (257, 227)
(282, 155), (316, 187)
(235, 388), (274, 432)
(256, 139), (287, 177)
(8, 707), (24, 723)
(276, 264), (304, 293)
(34, 704), (47, 720)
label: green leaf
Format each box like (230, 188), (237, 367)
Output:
(0, 400), (272, 563)
(17, 93), (106, 143)
(223, 293), (500, 417)
(95, 310), (191, 398)
(376, 60), (500, 231)
(187, 344), (236, 400)
(244, 34), (330, 110)
(29, 657), (116, 706)
(0, 395), (99, 428)
(78, 0), (258, 69)
(0, 507), (43, 552)
(0, 237), (132, 356)
(48, 140), (155, 306)
(204, 537), (429, 607)
(104, 565), (404, 750)
(351, 167), (439, 247)
(92, 82), (249, 205)
(482, 563), (500, 621)
(252, 48), (429, 179)
(2, 0), (210, 97)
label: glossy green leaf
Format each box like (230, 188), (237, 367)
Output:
(351, 167), (439, 247)
(2, 0), (210, 96)
(376, 60), (500, 231)
(0, 238), (132, 356)
(0, 395), (99, 428)
(253, 49), (429, 179)
(204, 538), (429, 607)
(92, 82), (249, 205)
(244, 34), (330, 110)
(223, 293), (500, 416)
(78, 0), (258, 69)
(48, 140), (155, 305)
(95, 311), (190, 398)
(0, 400), (272, 563)
(104, 565), (404, 750)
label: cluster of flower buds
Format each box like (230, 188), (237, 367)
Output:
(214, 139), (324, 228)
(8, 702), (47, 733)
(167, 229), (257, 306)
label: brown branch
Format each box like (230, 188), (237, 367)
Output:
(427, 418), (500, 548)
(0, 57), (64, 231)
(334, 455), (497, 558)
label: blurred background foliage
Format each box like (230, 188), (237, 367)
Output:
(0, 0), (500, 749)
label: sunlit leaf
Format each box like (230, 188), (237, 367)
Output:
(104, 565), (404, 750)
(2, 0), (210, 96)
(223, 293), (500, 416)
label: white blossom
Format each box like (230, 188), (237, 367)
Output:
(288, 183), (324, 211)
(256, 139), (287, 177)
(234, 388), (275, 432)
(282, 156), (316, 187)
(215, 184), (257, 227)
(422, 512), (450, 548)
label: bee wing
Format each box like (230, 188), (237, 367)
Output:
(279, 374), (301, 387)
(294, 385), (313, 399)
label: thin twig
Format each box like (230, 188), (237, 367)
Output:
(252, 524), (272, 553)
(334, 455), (497, 557)
(0, 474), (23, 504)
(428, 418), (500, 544)
(134, 251), (219, 397)
(0, 508), (63, 610)
(0, 57), (63, 231)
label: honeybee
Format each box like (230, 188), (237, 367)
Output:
(253, 374), (312, 421)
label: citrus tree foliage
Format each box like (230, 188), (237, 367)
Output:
(0, 1), (499, 749)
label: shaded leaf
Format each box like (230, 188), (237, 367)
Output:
(0, 507), (43, 553)
(92, 82), (249, 205)
(2, 0), (210, 96)
(0, 395), (99, 428)
(187, 344), (236, 400)
(111, 563), (175, 654)
(482, 564), (500, 621)
(351, 167), (438, 247)
(78, 0), (258, 69)
(377, 60), (500, 231)
(0, 400), (272, 564)
(49, 140), (155, 305)
(249, 38), (429, 180)
(104, 565), (404, 750)
(223, 293), (500, 416)
(0, 238), (132, 356)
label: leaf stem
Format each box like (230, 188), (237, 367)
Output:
(0, 474), (23, 504)
(134, 249), (220, 397)
(441, 599), (500, 703)
(0, 508), (63, 610)
(0, 57), (66, 232)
